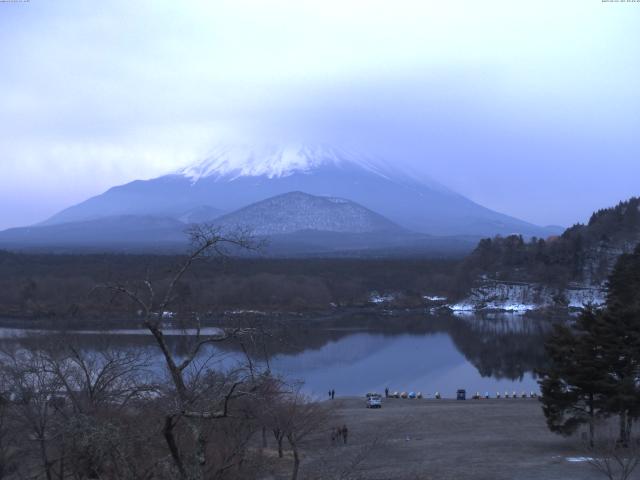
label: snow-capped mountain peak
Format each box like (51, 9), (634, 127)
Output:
(178, 143), (390, 183)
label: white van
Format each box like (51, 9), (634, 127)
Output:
(365, 393), (382, 408)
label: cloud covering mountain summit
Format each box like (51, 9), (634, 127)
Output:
(179, 144), (387, 181)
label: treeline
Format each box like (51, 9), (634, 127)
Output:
(0, 250), (458, 322)
(458, 197), (640, 290)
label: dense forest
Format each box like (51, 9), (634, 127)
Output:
(0, 252), (458, 323)
(458, 197), (640, 290)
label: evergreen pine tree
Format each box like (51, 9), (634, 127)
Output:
(538, 307), (609, 446)
(596, 244), (640, 445)
(539, 244), (640, 446)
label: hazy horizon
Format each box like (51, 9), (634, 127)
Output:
(1, 0), (639, 231)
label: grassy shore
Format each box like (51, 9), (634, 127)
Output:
(266, 397), (605, 480)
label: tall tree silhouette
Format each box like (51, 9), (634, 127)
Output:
(539, 244), (640, 445)
(538, 307), (609, 446)
(597, 244), (640, 445)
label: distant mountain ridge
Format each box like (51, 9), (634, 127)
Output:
(0, 190), (475, 255)
(39, 144), (559, 237)
(0, 215), (188, 249)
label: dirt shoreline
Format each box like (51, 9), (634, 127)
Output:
(280, 397), (604, 480)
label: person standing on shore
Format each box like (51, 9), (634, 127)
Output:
(385, 387), (389, 398)
(331, 389), (335, 399)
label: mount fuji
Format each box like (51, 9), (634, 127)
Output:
(40, 144), (557, 238)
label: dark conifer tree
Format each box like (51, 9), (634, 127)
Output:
(539, 244), (640, 446)
(595, 244), (640, 445)
(538, 307), (609, 446)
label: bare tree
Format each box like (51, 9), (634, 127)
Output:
(41, 342), (154, 414)
(0, 339), (164, 480)
(278, 391), (330, 480)
(264, 393), (288, 459)
(581, 428), (640, 480)
(0, 387), (18, 479)
(93, 225), (268, 480)
(0, 345), (65, 480)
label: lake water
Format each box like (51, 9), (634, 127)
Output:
(0, 312), (556, 399)
(269, 332), (539, 398)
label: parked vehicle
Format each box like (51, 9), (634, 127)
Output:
(365, 393), (382, 408)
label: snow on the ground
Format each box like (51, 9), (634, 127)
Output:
(565, 457), (593, 463)
(565, 286), (606, 309)
(369, 292), (397, 304)
(449, 301), (534, 313)
(450, 303), (475, 311)
(449, 280), (607, 313)
(224, 309), (267, 315)
(423, 295), (447, 302)
(483, 302), (537, 312)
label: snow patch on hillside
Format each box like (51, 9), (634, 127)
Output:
(369, 292), (397, 304)
(424, 295), (447, 302)
(565, 285), (606, 308)
(448, 280), (606, 313)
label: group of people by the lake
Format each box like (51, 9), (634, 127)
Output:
(328, 389), (336, 399)
(331, 425), (349, 445)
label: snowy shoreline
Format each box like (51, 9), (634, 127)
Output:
(441, 280), (606, 314)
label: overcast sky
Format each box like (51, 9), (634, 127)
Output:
(1, 0), (639, 230)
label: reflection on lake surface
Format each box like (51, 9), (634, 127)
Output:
(0, 312), (559, 398)
(270, 332), (537, 397)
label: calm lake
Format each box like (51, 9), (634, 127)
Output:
(0, 312), (558, 399)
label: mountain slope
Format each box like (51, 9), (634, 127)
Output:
(41, 144), (558, 237)
(177, 205), (222, 224)
(0, 215), (188, 250)
(213, 191), (402, 235)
